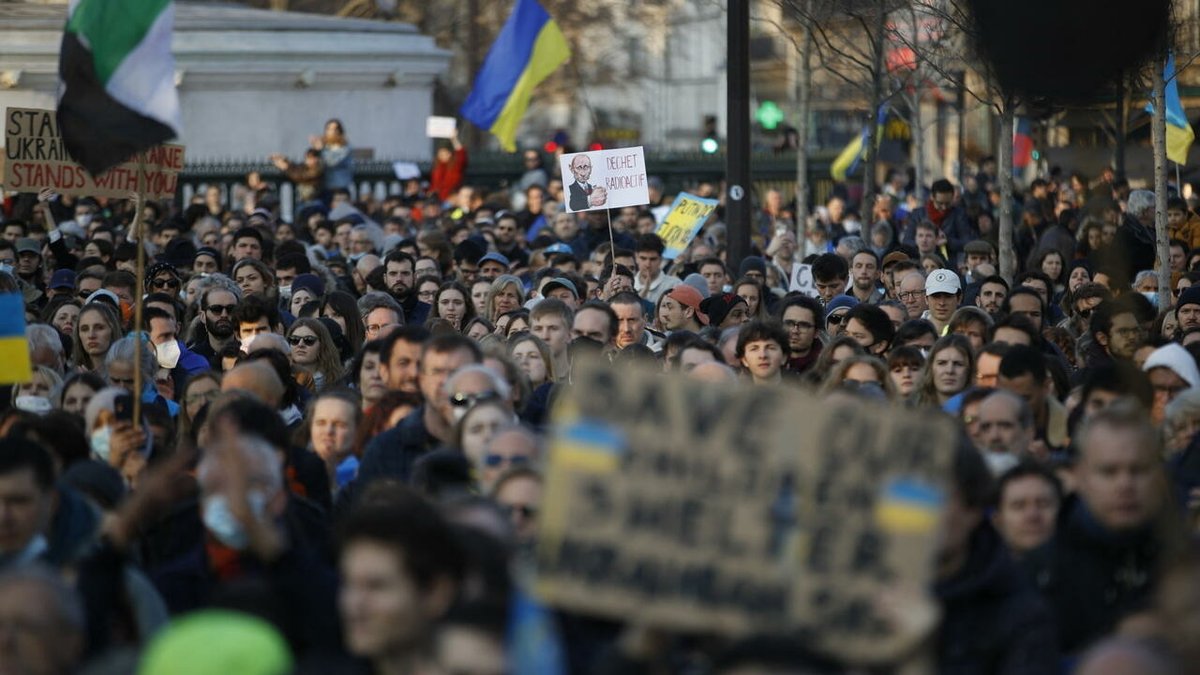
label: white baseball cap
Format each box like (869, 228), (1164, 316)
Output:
(925, 269), (962, 296)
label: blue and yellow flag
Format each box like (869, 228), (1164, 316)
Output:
(461, 0), (571, 152)
(830, 105), (888, 182)
(0, 293), (32, 385)
(1147, 53), (1195, 165)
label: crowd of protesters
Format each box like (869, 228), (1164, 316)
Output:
(0, 130), (1199, 674)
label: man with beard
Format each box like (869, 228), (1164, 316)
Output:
(383, 250), (430, 326)
(188, 286), (241, 370)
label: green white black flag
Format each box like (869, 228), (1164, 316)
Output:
(57, 0), (182, 176)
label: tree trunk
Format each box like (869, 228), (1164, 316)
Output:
(998, 101), (1016, 282)
(1152, 57), (1171, 309)
(861, 4), (888, 211)
(795, 6), (812, 238)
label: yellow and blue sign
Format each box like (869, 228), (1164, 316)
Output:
(552, 421), (624, 473)
(874, 478), (943, 534)
(461, 0), (571, 152)
(0, 293), (31, 385)
(655, 192), (719, 260)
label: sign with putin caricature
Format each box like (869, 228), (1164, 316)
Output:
(559, 147), (650, 213)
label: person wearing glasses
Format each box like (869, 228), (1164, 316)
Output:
(143, 262), (181, 298)
(776, 294), (824, 376)
(455, 399), (518, 486)
(355, 334), (485, 488)
(185, 282), (240, 370)
(822, 294), (858, 338)
(286, 318), (343, 393)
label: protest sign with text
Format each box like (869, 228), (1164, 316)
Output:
(3, 108), (184, 199)
(655, 192), (719, 259)
(789, 262), (818, 297)
(425, 116), (457, 139)
(558, 147), (649, 213)
(536, 361), (957, 663)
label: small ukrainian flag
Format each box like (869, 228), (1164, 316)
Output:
(874, 479), (943, 534)
(460, 0), (571, 152)
(0, 293), (31, 385)
(552, 421), (624, 473)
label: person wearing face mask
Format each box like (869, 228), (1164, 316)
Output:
(149, 410), (341, 656)
(84, 387), (151, 488)
(11, 366), (62, 416)
(144, 306), (210, 398)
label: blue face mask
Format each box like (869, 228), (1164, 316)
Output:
(90, 426), (112, 463)
(202, 492), (269, 550)
(1141, 291), (1160, 309)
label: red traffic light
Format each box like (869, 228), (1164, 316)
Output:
(543, 141), (559, 153)
(588, 142), (604, 151)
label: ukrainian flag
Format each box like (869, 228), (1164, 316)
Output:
(1146, 53), (1195, 165)
(0, 293), (32, 385)
(830, 105), (889, 182)
(460, 0), (571, 153)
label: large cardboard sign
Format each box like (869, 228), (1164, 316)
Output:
(655, 192), (719, 259)
(559, 147), (649, 213)
(536, 361), (957, 662)
(3, 108), (184, 199)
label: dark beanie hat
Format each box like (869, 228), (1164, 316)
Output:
(699, 292), (748, 327)
(738, 256), (767, 278)
(1179, 285), (1200, 311)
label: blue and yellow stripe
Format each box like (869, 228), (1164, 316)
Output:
(552, 421), (624, 473)
(874, 479), (943, 534)
(460, 0), (571, 152)
(0, 293), (31, 385)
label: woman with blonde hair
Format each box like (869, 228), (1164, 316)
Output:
(72, 302), (124, 372)
(486, 274), (526, 323)
(914, 334), (975, 409)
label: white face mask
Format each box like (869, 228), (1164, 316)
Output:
(76, 213), (93, 227)
(1141, 291), (1160, 309)
(278, 285), (292, 302)
(202, 492), (269, 550)
(14, 395), (52, 415)
(0, 263), (13, 276)
(90, 426), (113, 462)
(156, 340), (181, 369)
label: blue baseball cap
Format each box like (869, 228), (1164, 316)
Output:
(479, 252), (511, 268)
(49, 269), (77, 290)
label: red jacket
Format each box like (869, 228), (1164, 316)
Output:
(429, 148), (467, 202)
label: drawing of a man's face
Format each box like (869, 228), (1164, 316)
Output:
(569, 155), (592, 184)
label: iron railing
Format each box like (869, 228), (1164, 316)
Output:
(178, 151), (839, 220)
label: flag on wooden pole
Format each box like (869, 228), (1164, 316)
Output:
(57, 0), (182, 175)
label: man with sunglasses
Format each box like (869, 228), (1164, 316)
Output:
(356, 334), (485, 490)
(75, 270), (102, 301)
(188, 286), (241, 370)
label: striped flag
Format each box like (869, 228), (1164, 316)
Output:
(461, 0), (571, 152)
(830, 105), (889, 182)
(57, 0), (182, 176)
(0, 294), (32, 385)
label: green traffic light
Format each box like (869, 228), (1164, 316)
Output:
(700, 137), (720, 154)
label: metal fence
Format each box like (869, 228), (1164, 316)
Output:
(178, 151), (839, 221)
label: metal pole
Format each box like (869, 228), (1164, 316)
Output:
(726, 0), (752, 268)
(132, 160), (146, 425)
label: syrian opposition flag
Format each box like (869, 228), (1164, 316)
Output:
(57, 0), (182, 176)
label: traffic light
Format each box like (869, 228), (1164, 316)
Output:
(701, 115), (719, 154)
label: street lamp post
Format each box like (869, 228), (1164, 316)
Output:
(726, 0), (752, 269)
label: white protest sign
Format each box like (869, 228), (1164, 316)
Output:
(425, 116), (457, 139)
(789, 262), (818, 298)
(559, 146), (650, 213)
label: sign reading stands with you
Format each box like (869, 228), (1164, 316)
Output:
(3, 108), (184, 199)
(558, 146), (649, 213)
(535, 360), (957, 663)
